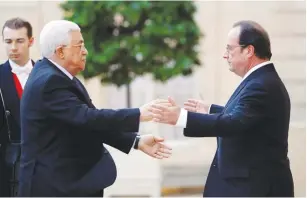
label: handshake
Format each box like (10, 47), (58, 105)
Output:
(135, 97), (210, 160)
(139, 96), (210, 124)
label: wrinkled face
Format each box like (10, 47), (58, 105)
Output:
(2, 27), (33, 65)
(61, 30), (88, 75)
(223, 27), (249, 77)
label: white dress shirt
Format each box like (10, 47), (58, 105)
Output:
(175, 61), (272, 128)
(9, 59), (33, 89)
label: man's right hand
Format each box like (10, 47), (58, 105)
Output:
(140, 99), (172, 122)
(183, 99), (210, 114)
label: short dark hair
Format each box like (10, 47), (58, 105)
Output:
(2, 17), (33, 38)
(233, 20), (272, 60)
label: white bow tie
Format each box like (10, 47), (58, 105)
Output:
(11, 64), (32, 75)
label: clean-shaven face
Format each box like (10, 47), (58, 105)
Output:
(3, 27), (33, 65)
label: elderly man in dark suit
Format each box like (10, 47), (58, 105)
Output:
(18, 20), (172, 197)
(149, 20), (294, 197)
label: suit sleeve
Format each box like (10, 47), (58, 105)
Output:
(43, 75), (140, 133)
(102, 132), (137, 154)
(184, 83), (269, 137)
(209, 104), (225, 114)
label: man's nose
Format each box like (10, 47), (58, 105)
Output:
(11, 42), (17, 50)
(83, 47), (88, 55)
(223, 51), (228, 59)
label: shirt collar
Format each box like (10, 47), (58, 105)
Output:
(9, 59), (33, 75)
(48, 59), (73, 80)
(242, 61), (272, 82)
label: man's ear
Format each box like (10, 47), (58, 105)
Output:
(28, 37), (34, 47)
(55, 46), (65, 59)
(245, 45), (255, 58)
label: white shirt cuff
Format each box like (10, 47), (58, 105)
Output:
(175, 108), (187, 128)
(208, 104), (212, 114)
(129, 135), (138, 153)
(132, 137), (137, 149)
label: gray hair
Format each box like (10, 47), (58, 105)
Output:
(39, 20), (80, 58)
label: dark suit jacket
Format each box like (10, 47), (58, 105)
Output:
(0, 60), (35, 142)
(184, 64), (293, 197)
(0, 60), (34, 197)
(18, 58), (139, 197)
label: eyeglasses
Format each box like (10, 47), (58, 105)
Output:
(62, 43), (86, 51)
(225, 44), (246, 54)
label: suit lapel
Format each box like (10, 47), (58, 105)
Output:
(224, 80), (247, 109)
(223, 63), (276, 110)
(0, 61), (21, 125)
(73, 77), (94, 108)
(74, 77), (94, 107)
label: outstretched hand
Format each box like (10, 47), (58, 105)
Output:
(148, 96), (181, 125)
(138, 134), (172, 159)
(184, 99), (209, 114)
(140, 99), (173, 122)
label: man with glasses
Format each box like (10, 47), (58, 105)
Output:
(0, 17), (35, 197)
(149, 20), (294, 197)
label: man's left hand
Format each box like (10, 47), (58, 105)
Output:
(138, 135), (172, 159)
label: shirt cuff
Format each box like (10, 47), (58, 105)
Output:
(175, 108), (187, 128)
(129, 135), (139, 153)
(132, 137), (137, 149)
(208, 104), (212, 114)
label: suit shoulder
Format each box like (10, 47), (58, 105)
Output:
(0, 61), (8, 71)
(0, 61), (9, 80)
(0, 60), (8, 66)
(246, 71), (289, 100)
(28, 61), (72, 91)
(245, 79), (267, 91)
(249, 70), (281, 88)
(32, 60), (67, 82)
(43, 74), (73, 93)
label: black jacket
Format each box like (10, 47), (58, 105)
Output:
(18, 58), (139, 196)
